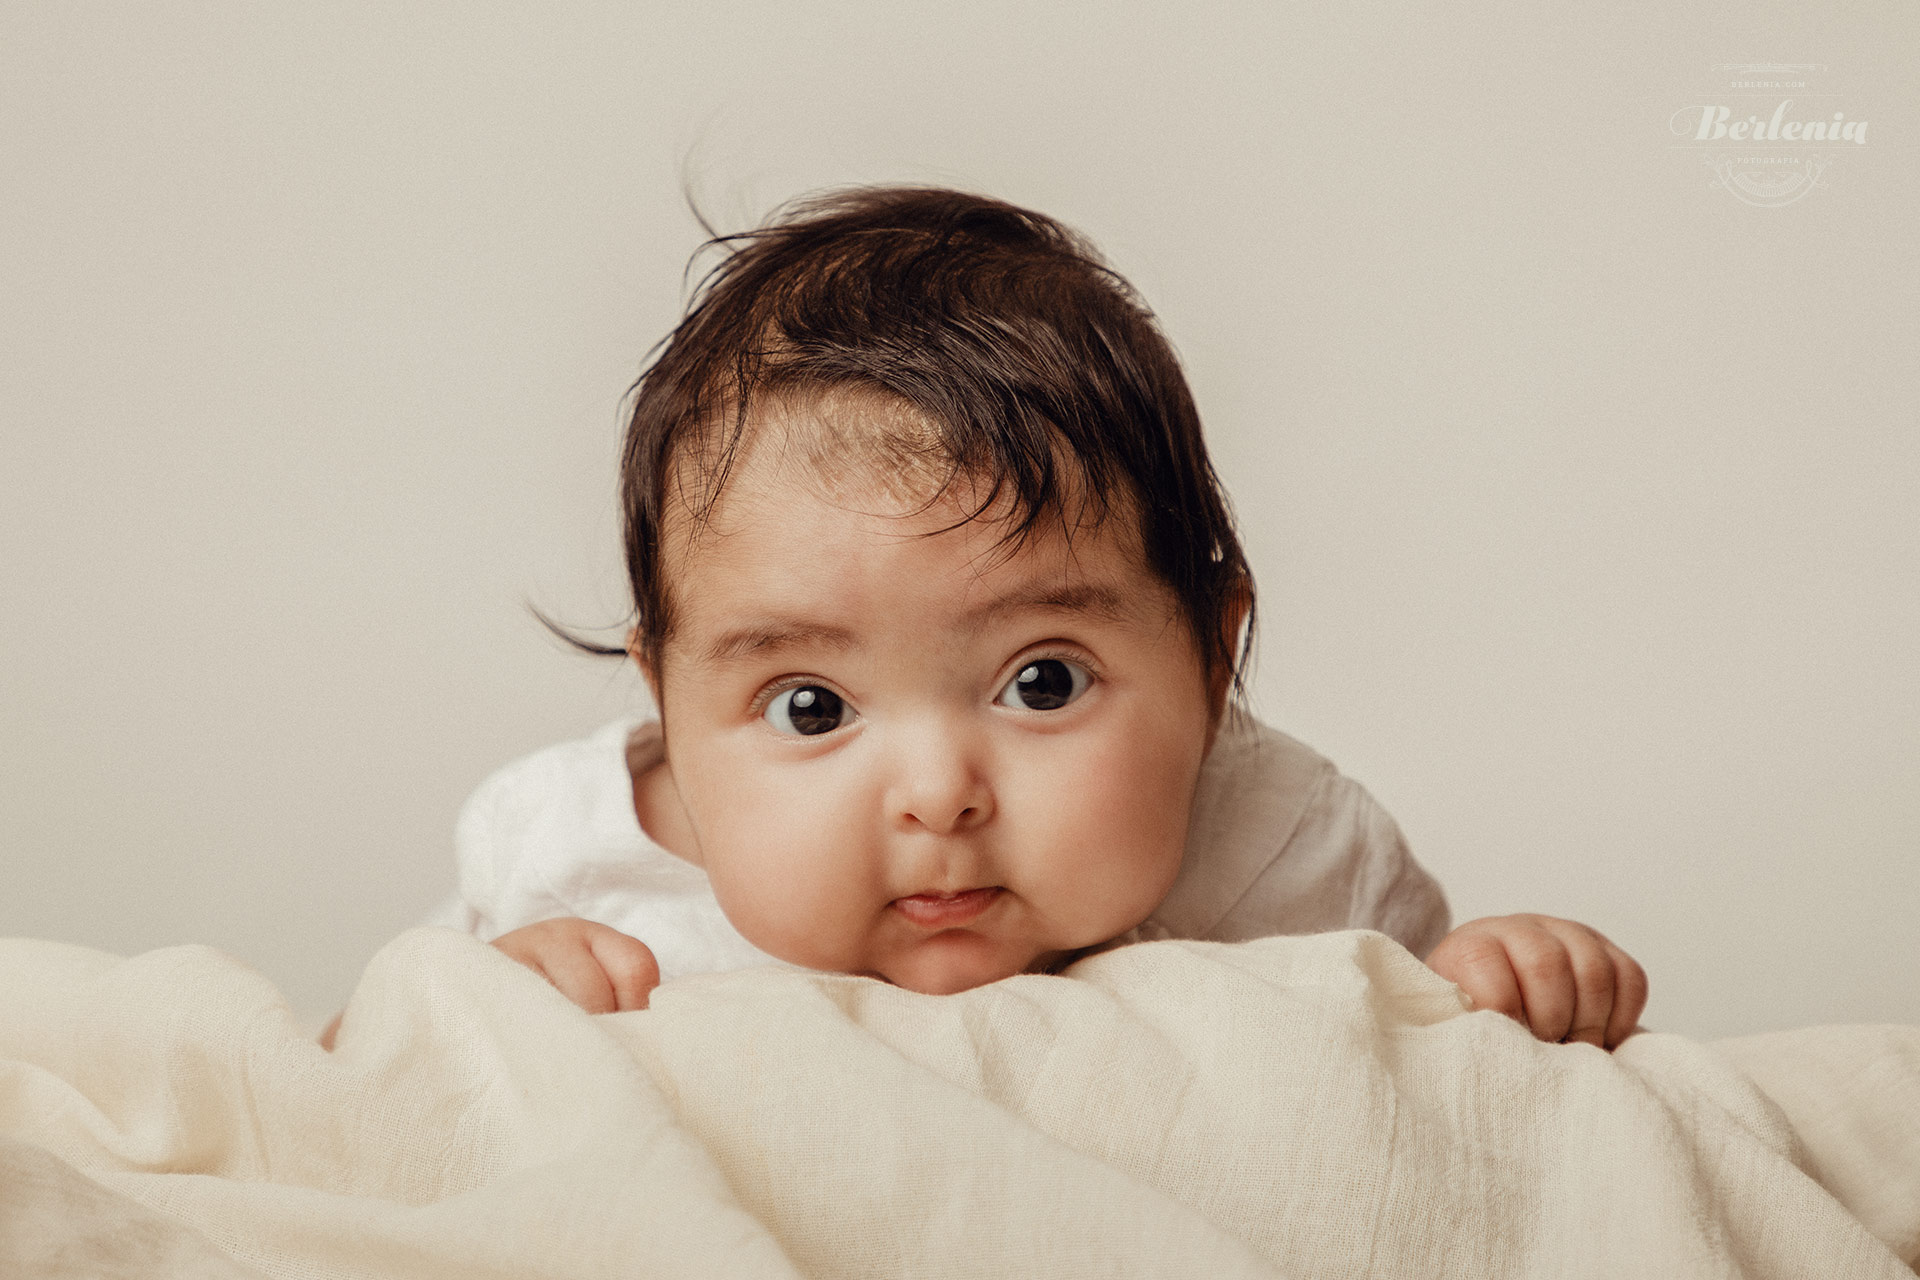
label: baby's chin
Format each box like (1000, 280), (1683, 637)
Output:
(866, 937), (1078, 996)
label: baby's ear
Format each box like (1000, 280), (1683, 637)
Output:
(1204, 573), (1254, 746)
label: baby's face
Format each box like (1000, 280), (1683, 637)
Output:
(643, 406), (1216, 995)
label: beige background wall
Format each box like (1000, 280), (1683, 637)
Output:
(4, 3), (1914, 1036)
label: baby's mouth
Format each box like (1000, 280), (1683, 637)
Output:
(890, 886), (1002, 928)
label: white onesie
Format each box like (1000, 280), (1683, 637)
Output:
(425, 710), (1453, 982)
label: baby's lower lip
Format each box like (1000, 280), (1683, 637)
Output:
(891, 887), (1002, 928)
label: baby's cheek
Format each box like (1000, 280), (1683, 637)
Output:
(1082, 774), (1192, 881)
(1102, 836), (1186, 925)
(704, 845), (869, 969)
(1025, 822), (1184, 940)
(1066, 733), (1201, 882)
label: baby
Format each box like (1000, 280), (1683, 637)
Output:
(354, 185), (1646, 1051)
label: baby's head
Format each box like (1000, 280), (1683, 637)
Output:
(616, 186), (1255, 994)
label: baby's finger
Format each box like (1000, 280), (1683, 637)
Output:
(1438, 934), (1527, 1024)
(588, 928), (661, 1012)
(534, 939), (618, 1015)
(1541, 922), (1616, 1048)
(1602, 942), (1650, 1049)
(1503, 929), (1576, 1044)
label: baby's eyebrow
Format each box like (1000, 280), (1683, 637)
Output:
(696, 581), (1132, 669)
(960, 581), (1130, 630)
(700, 619), (859, 668)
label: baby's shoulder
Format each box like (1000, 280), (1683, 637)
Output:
(455, 716), (654, 866)
(1197, 712), (1341, 811)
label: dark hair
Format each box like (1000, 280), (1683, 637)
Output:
(546, 183), (1256, 725)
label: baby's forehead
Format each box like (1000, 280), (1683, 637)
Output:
(654, 402), (1171, 639)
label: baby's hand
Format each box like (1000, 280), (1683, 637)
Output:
(1423, 914), (1647, 1050)
(491, 917), (661, 1014)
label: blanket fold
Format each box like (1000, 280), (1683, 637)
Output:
(1, 928), (1915, 1279)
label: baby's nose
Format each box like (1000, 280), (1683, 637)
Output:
(886, 726), (993, 836)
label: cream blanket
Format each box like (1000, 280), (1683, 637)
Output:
(1, 928), (1915, 1278)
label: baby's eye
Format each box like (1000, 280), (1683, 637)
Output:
(995, 657), (1092, 712)
(763, 685), (851, 736)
